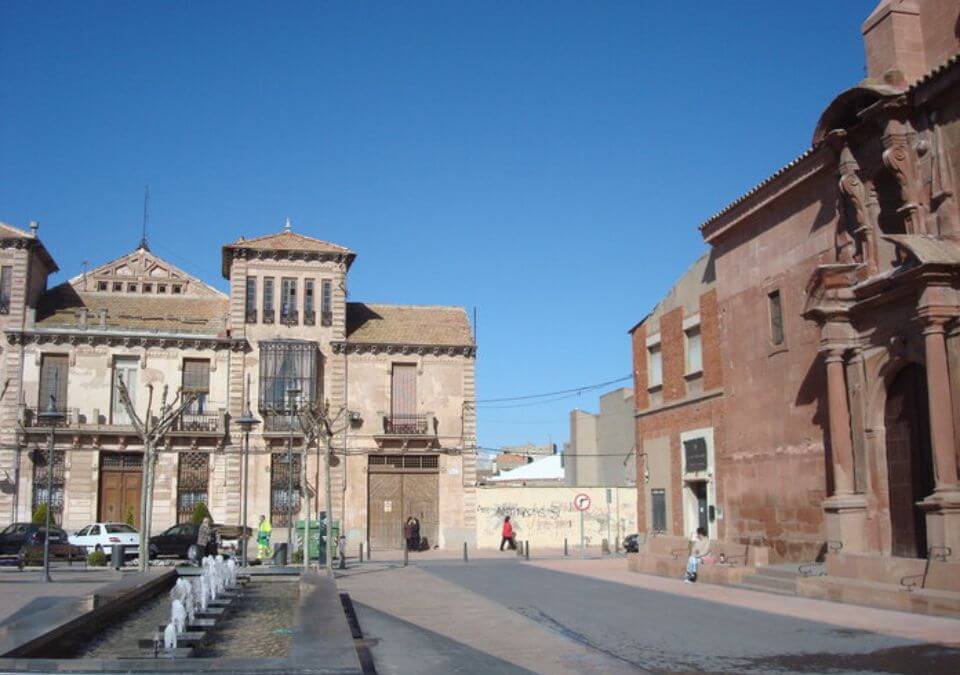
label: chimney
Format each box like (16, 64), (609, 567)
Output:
(861, 1), (926, 84)
(29, 220), (39, 238)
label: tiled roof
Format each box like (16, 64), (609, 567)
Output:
(346, 303), (474, 346)
(0, 222), (59, 272)
(0, 222), (33, 239)
(35, 284), (229, 335)
(224, 231), (354, 255)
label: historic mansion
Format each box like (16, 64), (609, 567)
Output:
(0, 221), (477, 551)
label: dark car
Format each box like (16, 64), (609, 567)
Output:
(623, 533), (640, 553)
(149, 523), (228, 559)
(0, 523), (86, 568)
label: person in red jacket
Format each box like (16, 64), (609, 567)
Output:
(500, 516), (517, 551)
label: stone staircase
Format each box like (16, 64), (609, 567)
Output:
(738, 563), (817, 596)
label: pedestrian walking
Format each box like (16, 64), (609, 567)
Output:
(405, 516), (421, 551)
(257, 514), (272, 560)
(685, 527), (710, 583)
(197, 516), (216, 557)
(500, 515), (517, 551)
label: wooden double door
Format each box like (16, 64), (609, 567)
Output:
(368, 455), (439, 550)
(98, 453), (143, 527)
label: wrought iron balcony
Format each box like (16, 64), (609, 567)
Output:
(304, 310), (316, 326)
(171, 406), (226, 434)
(280, 309), (299, 326)
(20, 406), (77, 429)
(382, 414), (435, 436)
(262, 309), (275, 324)
(0, 300), (9, 315)
(321, 311), (333, 327)
(245, 308), (257, 323)
(263, 411), (305, 434)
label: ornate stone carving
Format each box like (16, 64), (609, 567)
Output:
(881, 106), (927, 235)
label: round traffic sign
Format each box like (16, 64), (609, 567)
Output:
(573, 493), (591, 511)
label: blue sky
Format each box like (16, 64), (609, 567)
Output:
(1, 1), (875, 452)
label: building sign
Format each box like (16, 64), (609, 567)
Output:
(384, 500), (393, 513)
(683, 438), (708, 472)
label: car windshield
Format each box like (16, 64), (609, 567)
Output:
(1, 524), (17, 535)
(105, 524), (137, 533)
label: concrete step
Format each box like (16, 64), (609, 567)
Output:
(753, 565), (804, 581)
(739, 573), (797, 595)
(736, 580), (797, 596)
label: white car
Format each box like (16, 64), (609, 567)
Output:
(69, 522), (140, 556)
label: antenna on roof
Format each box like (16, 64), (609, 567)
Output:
(282, 217), (292, 233)
(139, 185), (151, 251)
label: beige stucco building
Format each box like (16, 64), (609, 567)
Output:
(0, 221), (477, 551)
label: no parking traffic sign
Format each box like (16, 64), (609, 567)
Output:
(573, 493), (591, 511)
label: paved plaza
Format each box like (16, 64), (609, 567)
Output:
(338, 557), (960, 674)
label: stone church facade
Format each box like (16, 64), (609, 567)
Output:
(632, 0), (960, 607)
(0, 222), (477, 551)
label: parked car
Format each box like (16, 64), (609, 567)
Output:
(0, 523), (86, 568)
(150, 522), (241, 559)
(623, 533), (640, 553)
(69, 522), (140, 556)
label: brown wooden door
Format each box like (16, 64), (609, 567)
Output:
(885, 364), (933, 558)
(368, 473), (402, 550)
(403, 473), (439, 549)
(98, 455), (143, 527)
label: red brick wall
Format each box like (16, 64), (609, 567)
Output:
(660, 308), (686, 403)
(700, 289), (722, 391)
(632, 325), (649, 411)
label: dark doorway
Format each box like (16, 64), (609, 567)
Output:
(692, 482), (708, 535)
(884, 364), (934, 558)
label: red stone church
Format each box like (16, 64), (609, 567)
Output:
(631, 0), (960, 614)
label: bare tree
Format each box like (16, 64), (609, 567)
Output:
(297, 400), (349, 576)
(115, 375), (197, 572)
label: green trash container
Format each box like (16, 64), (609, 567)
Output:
(295, 520), (340, 562)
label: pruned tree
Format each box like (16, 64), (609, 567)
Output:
(115, 375), (197, 572)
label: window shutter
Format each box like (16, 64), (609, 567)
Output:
(39, 355), (69, 409)
(182, 360), (210, 392)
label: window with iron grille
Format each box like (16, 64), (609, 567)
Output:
(0, 266), (12, 314)
(245, 277), (257, 323)
(32, 450), (65, 522)
(321, 280), (332, 326)
(303, 280), (315, 325)
(368, 454), (439, 470)
(177, 452), (209, 523)
(270, 453), (302, 527)
(651, 489), (666, 532)
(100, 453), (143, 470)
(262, 277), (275, 323)
(259, 341), (321, 413)
(281, 278), (298, 324)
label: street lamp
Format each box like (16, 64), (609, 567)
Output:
(286, 388), (301, 563)
(37, 391), (64, 583)
(236, 396), (260, 568)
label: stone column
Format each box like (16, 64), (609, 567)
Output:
(920, 316), (960, 561)
(821, 347), (868, 554)
(825, 350), (855, 495)
(922, 318), (959, 491)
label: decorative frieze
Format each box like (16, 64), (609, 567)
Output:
(330, 341), (476, 357)
(5, 330), (249, 353)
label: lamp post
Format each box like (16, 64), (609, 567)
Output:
(236, 398), (260, 568)
(37, 392), (64, 583)
(286, 389), (301, 561)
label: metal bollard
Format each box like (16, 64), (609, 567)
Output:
(359, 543), (364, 563)
(403, 546), (408, 567)
(564, 538), (568, 556)
(463, 542), (468, 562)
(525, 540), (530, 561)
(602, 538), (610, 555)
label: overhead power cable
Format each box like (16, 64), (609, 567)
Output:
(475, 374), (631, 405)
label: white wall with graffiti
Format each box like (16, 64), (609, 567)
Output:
(476, 486), (637, 549)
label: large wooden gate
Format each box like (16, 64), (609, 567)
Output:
(98, 453), (143, 527)
(368, 454), (439, 550)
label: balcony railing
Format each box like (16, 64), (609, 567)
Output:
(304, 310), (316, 326)
(321, 311), (333, 327)
(0, 300), (9, 315)
(263, 412), (305, 434)
(280, 309), (299, 326)
(171, 406), (226, 434)
(20, 406), (77, 429)
(262, 309), (275, 324)
(245, 308), (257, 323)
(382, 414), (434, 435)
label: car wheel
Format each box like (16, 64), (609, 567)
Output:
(148, 544), (159, 560)
(16, 546), (26, 570)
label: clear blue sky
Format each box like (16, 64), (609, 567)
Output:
(1, 1), (874, 452)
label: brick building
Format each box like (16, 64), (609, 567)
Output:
(632, 0), (960, 604)
(0, 221), (477, 552)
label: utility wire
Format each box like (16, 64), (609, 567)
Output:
(475, 374), (631, 405)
